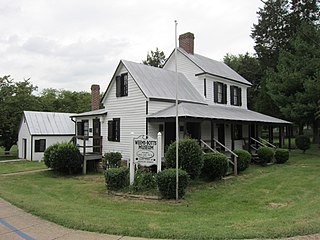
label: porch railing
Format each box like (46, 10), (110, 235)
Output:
(208, 138), (238, 176)
(200, 139), (218, 153)
(258, 137), (277, 149)
(250, 137), (268, 148)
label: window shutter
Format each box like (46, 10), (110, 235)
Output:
(116, 76), (121, 97)
(214, 82), (218, 103)
(238, 87), (242, 106)
(204, 78), (206, 98)
(114, 118), (120, 142)
(77, 122), (83, 136)
(108, 121), (113, 141)
(223, 84), (227, 104)
(123, 74), (128, 96)
(230, 86), (234, 105)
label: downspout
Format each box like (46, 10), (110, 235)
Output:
(31, 135), (33, 161)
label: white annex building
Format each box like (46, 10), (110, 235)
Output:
(18, 111), (75, 161)
(72, 32), (291, 166)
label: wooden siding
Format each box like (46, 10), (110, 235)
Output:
(18, 116), (32, 160)
(102, 64), (146, 160)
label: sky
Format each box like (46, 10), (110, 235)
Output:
(0, 0), (265, 93)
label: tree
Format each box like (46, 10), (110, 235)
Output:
(142, 48), (166, 68)
(224, 53), (264, 110)
(39, 89), (91, 113)
(266, 22), (320, 141)
(0, 76), (40, 151)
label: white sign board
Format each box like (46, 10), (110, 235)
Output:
(133, 136), (158, 166)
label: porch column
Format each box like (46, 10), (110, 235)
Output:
(211, 120), (215, 149)
(255, 123), (258, 149)
(287, 125), (291, 150)
(268, 126), (274, 144)
(248, 123), (252, 153)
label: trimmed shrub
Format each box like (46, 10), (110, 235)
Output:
(201, 152), (229, 180)
(103, 152), (122, 169)
(156, 168), (189, 199)
(295, 135), (311, 153)
(133, 170), (157, 192)
(257, 146), (274, 164)
(43, 143), (59, 168)
(44, 143), (82, 174)
(233, 149), (251, 172)
(275, 148), (289, 164)
(165, 138), (203, 179)
(105, 167), (129, 191)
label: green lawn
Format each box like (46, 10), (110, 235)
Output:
(0, 146), (319, 239)
(0, 161), (47, 174)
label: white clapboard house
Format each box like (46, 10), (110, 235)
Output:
(71, 32), (291, 165)
(18, 111), (75, 161)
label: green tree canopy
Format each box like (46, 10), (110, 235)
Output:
(142, 47), (166, 68)
(0, 76), (40, 150)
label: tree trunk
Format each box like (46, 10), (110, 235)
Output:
(313, 119), (320, 144)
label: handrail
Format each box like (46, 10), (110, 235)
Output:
(258, 137), (277, 149)
(200, 139), (218, 153)
(213, 138), (238, 158)
(250, 144), (258, 151)
(250, 137), (267, 148)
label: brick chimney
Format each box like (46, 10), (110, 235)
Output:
(91, 84), (100, 111)
(179, 32), (195, 54)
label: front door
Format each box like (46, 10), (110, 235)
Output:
(23, 138), (27, 159)
(217, 124), (225, 151)
(186, 122), (201, 140)
(93, 119), (101, 153)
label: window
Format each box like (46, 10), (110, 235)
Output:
(214, 82), (227, 104)
(35, 139), (46, 152)
(77, 120), (89, 136)
(116, 73), (128, 97)
(108, 118), (120, 142)
(230, 86), (242, 106)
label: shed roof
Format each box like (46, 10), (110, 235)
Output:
(122, 60), (206, 104)
(148, 102), (290, 124)
(177, 48), (252, 86)
(24, 111), (75, 135)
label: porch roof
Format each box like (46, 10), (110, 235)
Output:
(147, 102), (291, 124)
(70, 108), (108, 118)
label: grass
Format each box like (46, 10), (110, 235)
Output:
(0, 146), (319, 239)
(0, 161), (47, 174)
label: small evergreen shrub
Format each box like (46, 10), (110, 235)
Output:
(43, 143), (82, 174)
(257, 146), (274, 164)
(103, 152), (122, 169)
(201, 152), (229, 180)
(156, 168), (189, 199)
(233, 149), (251, 172)
(105, 167), (129, 191)
(133, 170), (157, 192)
(295, 135), (311, 153)
(165, 138), (203, 179)
(275, 148), (289, 164)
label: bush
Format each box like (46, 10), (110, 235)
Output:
(165, 138), (203, 179)
(201, 152), (229, 180)
(275, 148), (289, 164)
(257, 146), (274, 164)
(103, 152), (122, 169)
(233, 149), (251, 172)
(43, 143), (82, 174)
(133, 170), (157, 192)
(105, 167), (129, 191)
(156, 168), (189, 199)
(295, 135), (311, 153)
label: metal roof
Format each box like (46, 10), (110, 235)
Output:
(70, 108), (108, 118)
(178, 48), (252, 86)
(148, 102), (290, 124)
(122, 60), (206, 104)
(24, 111), (75, 135)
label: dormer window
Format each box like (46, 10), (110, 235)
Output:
(214, 82), (227, 104)
(230, 86), (242, 106)
(116, 73), (128, 97)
